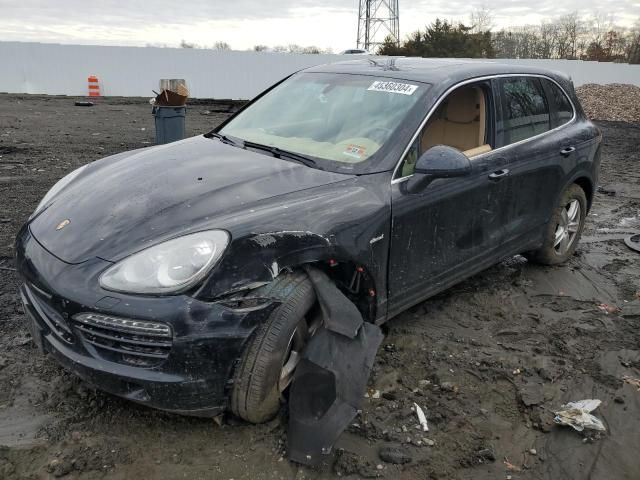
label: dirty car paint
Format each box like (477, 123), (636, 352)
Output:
(14, 58), (600, 433)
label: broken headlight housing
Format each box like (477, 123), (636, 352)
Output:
(99, 230), (230, 294)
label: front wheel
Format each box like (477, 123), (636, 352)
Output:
(230, 272), (318, 424)
(526, 183), (587, 265)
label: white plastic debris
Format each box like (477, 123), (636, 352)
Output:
(553, 399), (606, 432)
(414, 402), (428, 432)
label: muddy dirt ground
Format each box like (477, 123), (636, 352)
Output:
(0, 94), (639, 479)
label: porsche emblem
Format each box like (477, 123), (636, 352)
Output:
(55, 219), (70, 231)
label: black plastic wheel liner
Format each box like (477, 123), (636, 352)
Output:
(303, 266), (364, 339)
(287, 267), (383, 466)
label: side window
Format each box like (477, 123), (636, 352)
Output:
(400, 138), (419, 178)
(397, 83), (492, 178)
(544, 79), (574, 128)
(498, 77), (550, 145)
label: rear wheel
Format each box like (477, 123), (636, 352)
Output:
(526, 184), (587, 265)
(230, 272), (318, 424)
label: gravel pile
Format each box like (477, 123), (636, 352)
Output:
(576, 83), (640, 122)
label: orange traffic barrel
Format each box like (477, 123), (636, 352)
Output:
(87, 75), (101, 97)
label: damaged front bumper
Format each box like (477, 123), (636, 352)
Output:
(15, 226), (275, 416)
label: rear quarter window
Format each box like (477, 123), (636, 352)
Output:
(498, 77), (550, 145)
(543, 79), (574, 128)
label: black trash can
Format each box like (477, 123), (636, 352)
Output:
(152, 106), (186, 144)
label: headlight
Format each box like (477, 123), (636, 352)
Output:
(99, 230), (230, 294)
(31, 165), (88, 218)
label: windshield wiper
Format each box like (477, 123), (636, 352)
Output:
(207, 132), (240, 147)
(242, 140), (317, 168)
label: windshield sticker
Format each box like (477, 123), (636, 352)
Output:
(343, 144), (367, 159)
(368, 81), (418, 95)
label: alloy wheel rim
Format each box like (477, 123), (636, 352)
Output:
(278, 313), (321, 393)
(554, 199), (581, 255)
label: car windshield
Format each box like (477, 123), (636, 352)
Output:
(219, 72), (428, 169)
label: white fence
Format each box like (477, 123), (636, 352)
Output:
(1, 41), (639, 99)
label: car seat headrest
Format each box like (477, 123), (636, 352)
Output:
(445, 88), (479, 124)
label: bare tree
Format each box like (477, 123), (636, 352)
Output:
(287, 44), (304, 54)
(302, 46), (321, 54)
(537, 21), (559, 58)
(253, 45), (269, 52)
(213, 41), (231, 51)
(589, 12), (614, 44)
(558, 12), (581, 59)
(469, 5), (494, 34)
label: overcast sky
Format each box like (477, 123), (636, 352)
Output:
(1, 0), (638, 51)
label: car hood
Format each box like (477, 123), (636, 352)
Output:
(29, 135), (352, 264)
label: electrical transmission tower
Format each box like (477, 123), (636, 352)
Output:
(357, 0), (399, 52)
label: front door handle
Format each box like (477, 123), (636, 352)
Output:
(560, 146), (576, 157)
(488, 168), (509, 180)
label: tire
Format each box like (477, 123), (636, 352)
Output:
(230, 271), (317, 423)
(526, 183), (587, 265)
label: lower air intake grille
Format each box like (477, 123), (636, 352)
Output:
(72, 313), (172, 366)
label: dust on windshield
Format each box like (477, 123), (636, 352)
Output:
(219, 72), (428, 166)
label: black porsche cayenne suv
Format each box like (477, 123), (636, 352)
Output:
(16, 58), (601, 424)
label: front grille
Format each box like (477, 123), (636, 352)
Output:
(72, 313), (173, 367)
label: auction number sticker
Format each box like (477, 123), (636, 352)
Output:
(368, 81), (418, 95)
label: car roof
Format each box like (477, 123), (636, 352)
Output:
(304, 57), (573, 88)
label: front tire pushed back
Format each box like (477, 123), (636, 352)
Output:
(231, 271), (316, 424)
(527, 183), (587, 265)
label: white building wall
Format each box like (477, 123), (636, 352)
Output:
(1, 42), (639, 99)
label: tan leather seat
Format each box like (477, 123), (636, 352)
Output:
(400, 86), (491, 177)
(463, 144), (492, 157)
(421, 87), (484, 152)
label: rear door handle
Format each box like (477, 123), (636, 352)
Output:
(488, 168), (509, 180)
(560, 146), (576, 157)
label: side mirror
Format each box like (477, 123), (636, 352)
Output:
(415, 145), (472, 177)
(405, 145), (471, 193)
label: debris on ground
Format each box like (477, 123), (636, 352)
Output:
(504, 458), (522, 472)
(596, 303), (620, 314)
(623, 376), (640, 391)
(576, 84), (640, 122)
(365, 388), (381, 399)
(597, 185), (617, 196)
(413, 403), (429, 432)
(475, 448), (496, 462)
(624, 233), (640, 253)
(553, 399), (606, 432)
(378, 445), (412, 464)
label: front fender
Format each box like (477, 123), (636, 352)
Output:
(198, 230), (338, 299)
(194, 174), (392, 313)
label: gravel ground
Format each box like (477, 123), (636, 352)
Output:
(1, 94), (639, 480)
(575, 84), (640, 123)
